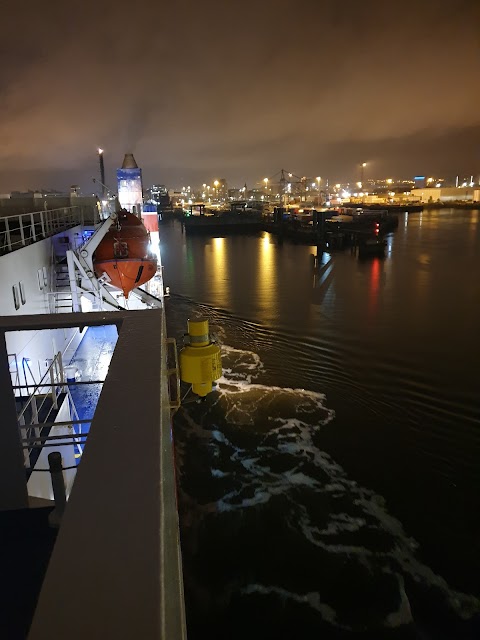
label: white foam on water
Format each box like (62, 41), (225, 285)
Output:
(318, 512), (367, 536)
(211, 468), (228, 478)
(220, 344), (265, 384)
(178, 343), (480, 629)
(208, 415), (480, 624)
(385, 575), (414, 628)
(243, 579), (415, 630)
(242, 584), (344, 629)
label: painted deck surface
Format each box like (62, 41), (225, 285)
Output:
(67, 325), (118, 450)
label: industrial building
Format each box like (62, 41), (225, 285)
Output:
(410, 187), (476, 203)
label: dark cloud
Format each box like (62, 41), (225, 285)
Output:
(0, 0), (479, 191)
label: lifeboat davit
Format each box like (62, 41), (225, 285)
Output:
(93, 210), (157, 298)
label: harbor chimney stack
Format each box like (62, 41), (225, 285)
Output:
(117, 153), (143, 216)
(98, 148), (106, 198)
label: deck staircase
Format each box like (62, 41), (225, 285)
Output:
(16, 392), (67, 478)
(13, 352), (83, 477)
(53, 261), (73, 313)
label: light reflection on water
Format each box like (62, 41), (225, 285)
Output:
(209, 237), (229, 305)
(258, 233), (276, 314)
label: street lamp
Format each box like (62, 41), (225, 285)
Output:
(316, 177), (321, 207)
(361, 164), (368, 203)
(214, 180), (219, 199)
(360, 162), (367, 185)
(263, 178), (269, 195)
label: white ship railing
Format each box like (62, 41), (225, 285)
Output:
(0, 206), (98, 254)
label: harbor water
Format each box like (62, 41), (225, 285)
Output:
(162, 209), (480, 639)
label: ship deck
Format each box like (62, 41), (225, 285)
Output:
(0, 310), (186, 640)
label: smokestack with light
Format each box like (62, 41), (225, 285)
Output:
(98, 148), (106, 198)
(117, 153), (143, 216)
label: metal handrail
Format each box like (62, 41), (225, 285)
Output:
(18, 418), (93, 429)
(17, 352), (64, 422)
(18, 367), (88, 462)
(0, 206), (93, 253)
(0, 206), (78, 222)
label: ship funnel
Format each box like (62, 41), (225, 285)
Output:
(121, 153), (138, 169)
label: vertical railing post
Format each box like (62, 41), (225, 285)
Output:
(30, 212), (37, 241)
(5, 218), (11, 251)
(31, 394), (39, 425)
(40, 211), (46, 237)
(0, 332), (28, 509)
(19, 215), (25, 245)
(66, 251), (81, 312)
(57, 351), (65, 391)
(48, 452), (66, 527)
(50, 364), (58, 410)
(20, 416), (29, 466)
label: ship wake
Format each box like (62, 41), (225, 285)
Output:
(174, 343), (480, 638)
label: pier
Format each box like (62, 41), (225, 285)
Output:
(264, 207), (398, 251)
(182, 205), (400, 252)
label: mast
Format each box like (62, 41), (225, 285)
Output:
(279, 169), (287, 206)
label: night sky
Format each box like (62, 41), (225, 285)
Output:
(1, 0), (479, 191)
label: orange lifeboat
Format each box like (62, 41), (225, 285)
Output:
(93, 210), (157, 298)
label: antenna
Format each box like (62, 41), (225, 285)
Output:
(92, 177), (114, 198)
